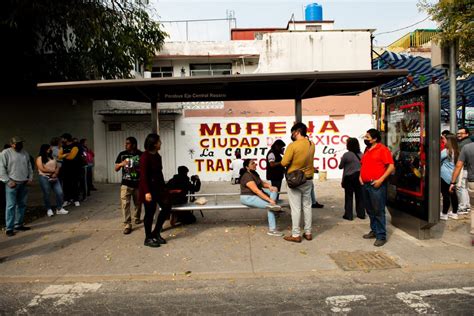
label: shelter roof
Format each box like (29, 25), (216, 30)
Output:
(37, 69), (408, 103)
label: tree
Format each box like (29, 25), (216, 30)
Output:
(0, 0), (166, 93)
(419, 0), (474, 72)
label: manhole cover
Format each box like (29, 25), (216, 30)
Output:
(329, 251), (401, 271)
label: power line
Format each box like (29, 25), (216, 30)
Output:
(374, 16), (431, 36)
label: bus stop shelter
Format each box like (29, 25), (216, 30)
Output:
(37, 69), (408, 132)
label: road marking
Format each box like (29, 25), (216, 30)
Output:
(396, 287), (474, 314)
(325, 295), (367, 313)
(18, 282), (102, 313)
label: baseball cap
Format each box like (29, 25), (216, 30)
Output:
(10, 136), (25, 144)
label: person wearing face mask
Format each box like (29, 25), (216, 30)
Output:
(281, 123), (316, 243)
(0, 136), (34, 237)
(359, 129), (395, 247)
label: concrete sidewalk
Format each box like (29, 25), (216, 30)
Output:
(0, 180), (472, 282)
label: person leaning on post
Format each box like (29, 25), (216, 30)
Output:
(359, 129), (395, 247)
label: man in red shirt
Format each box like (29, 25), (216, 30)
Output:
(359, 129), (395, 247)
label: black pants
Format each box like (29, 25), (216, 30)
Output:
(270, 179), (283, 200)
(441, 179), (458, 214)
(144, 195), (171, 240)
(343, 173), (365, 219)
(62, 165), (80, 202)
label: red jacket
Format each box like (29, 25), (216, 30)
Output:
(138, 151), (166, 204)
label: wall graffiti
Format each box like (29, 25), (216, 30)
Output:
(175, 115), (372, 181)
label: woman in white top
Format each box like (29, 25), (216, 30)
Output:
(36, 144), (68, 217)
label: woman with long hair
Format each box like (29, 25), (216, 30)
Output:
(339, 137), (365, 220)
(139, 133), (172, 247)
(239, 158), (283, 236)
(36, 144), (69, 217)
(440, 134), (459, 220)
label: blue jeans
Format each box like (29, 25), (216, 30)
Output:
(5, 182), (28, 231)
(362, 182), (387, 240)
(38, 175), (64, 210)
(240, 188), (278, 231)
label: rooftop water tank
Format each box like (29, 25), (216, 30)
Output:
(305, 3), (323, 21)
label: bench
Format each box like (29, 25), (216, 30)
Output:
(170, 193), (290, 212)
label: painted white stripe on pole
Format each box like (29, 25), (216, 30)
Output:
(396, 287), (474, 314)
(325, 295), (367, 313)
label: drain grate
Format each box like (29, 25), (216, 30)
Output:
(329, 251), (401, 271)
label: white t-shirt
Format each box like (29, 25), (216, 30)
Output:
(230, 159), (244, 179)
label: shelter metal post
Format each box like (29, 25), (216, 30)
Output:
(151, 99), (159, 133)
(295, 97), (302, 123)
(449, 42), (457, 132)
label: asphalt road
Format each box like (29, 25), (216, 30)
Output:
(2, 270), (473, 315)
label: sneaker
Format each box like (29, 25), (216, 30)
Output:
(363, 231), (376, 239)
(74, 201), (80, 207)
(458, 209), (469, 215)
(63, 201), (71, 207)
(448, 212), (458, 219)
(14, 225), (31, 231)
(267, 230), (284, 237)
(47, 209), (54, 217)
(374, 239), (387, 247)
(265, 204), (282, 211)
(56, 208), (69, 215)
(440, 213), (448, 220)
(5, 230), (15, 237)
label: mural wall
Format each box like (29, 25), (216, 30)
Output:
(174, 114), (372, 181)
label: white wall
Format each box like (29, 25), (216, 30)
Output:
(173, 114), (372, 181)
(256, 31), (372, 73)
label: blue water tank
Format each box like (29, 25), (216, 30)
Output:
(305, 3), (323, 21)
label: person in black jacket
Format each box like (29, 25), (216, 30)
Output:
(266, 140), (286, 199)
(167, 166), (201, 225)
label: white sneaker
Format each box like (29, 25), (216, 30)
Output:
(74, 201), (80, 207)
(265, 204), (282, 211)
(56, 208), (69, 215)
(47, 209), (54, 217)
(448, 212), (458, 219)
(440, 213), (448, 220)
(63, 201), (71, 207)
(267, 230), (284, 237)
(458, 209), (469, 215)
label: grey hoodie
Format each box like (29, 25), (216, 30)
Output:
(0, 148), (33, 183)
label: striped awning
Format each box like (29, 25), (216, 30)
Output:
(373, 51), (473, 116)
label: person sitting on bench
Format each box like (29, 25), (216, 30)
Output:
(239, 159), (284, 237)
(167, 166), (201, 225)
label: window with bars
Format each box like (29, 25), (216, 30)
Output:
(151, 66), (173, 78)
(190, 63), (232, 77)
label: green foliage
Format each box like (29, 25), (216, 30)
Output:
(419, 0), (474, 72)
(1, 0), (166, 91)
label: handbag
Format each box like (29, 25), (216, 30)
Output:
(286, 141), (313, 189)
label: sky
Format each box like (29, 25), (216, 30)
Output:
(150, 0), (438, 46)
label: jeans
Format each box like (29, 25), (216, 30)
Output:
(270, 179), (282, 201)
(5, 182), (28, 231)
(362, 182), (387, 240)
(38, 175), (64, 210)
(240, 188), (278, 231)
(456, 169), (470, 211)
(467, 182), (474, 235)
(287, 180), (313, 236)
(120, 185), (141, 226)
